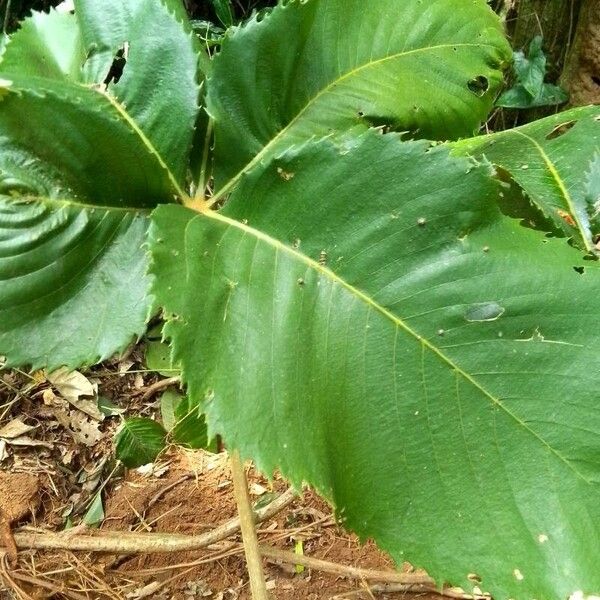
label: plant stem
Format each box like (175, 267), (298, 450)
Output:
(194, 118), (214, 201)
(230, 449), (270, 600)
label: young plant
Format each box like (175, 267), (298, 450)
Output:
(1, 1), (600, 598)
(496, 35), (569, 109)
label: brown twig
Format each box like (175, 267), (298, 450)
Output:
(11, 487), (296, 554)
(259, 547), (483, 599)
(369, 583), (488, 599)
(260, 546), (434, 586)
(125, 541), (462, 598)
(147, 473), (192, 509)
(0, 555), (35, 600)
(9, 571), (89, 600)
(127, 514), (334, 576)
(139, 376), (181, 401)
(6, 486), (487, 600)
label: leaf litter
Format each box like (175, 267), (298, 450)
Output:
(0, 348), (443, 600)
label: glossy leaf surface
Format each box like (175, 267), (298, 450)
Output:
(171, 395), (210, 449)
(0, 78), (179, 205)
(0, 199), (149, 369)
(0, 0), (201, 185)
(151, 132), (600, 600)
(207, 0), (511, 192)
(0, 9), (86, 81)
(453, 106), (600, 251)
(0, 0), (200, 368)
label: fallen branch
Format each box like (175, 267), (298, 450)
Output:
(260, 547), (484, 599)
(7, 488), (487, 600)
(11, 487), (296, 554)
(260, 546), (434, 586)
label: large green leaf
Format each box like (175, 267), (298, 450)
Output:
(0, 199), (149, 370)
(74, 0), (143, 83)
(207, 0), (511, 194)
(452, 106), (600, 252)
(0, 78), (178, 205)
(0, 0), (201, 368)
(0, 9), (86, 81)
(103, 0), (201, 186)
(0, 74), (174, 368)
(150, 131), (600, 599)
(1, 0), (201, 187)
(0, 76), (174, 368)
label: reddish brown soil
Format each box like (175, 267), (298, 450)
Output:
(1, 448), (439, 600)
(0, 359), (441, 600)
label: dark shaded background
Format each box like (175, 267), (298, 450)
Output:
(3, 0), (277, 31)
(4, 1), (595, 120)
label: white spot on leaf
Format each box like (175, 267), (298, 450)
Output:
(465, 302), (505, 322)
(570, 592), (600, 600)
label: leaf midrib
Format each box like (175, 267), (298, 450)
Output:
(453, 127), (594, 252)
(2, 77), (184, 200)
(6, 195), (152, 213)
(510, 129), (593, 253)
(196, 206), (590, 484)
(209, 42), (499, 205)
(99, 89), (185, 198)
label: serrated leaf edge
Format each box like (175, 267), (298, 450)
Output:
(156, 201), (592, 487)
(207, 39), (505, 205)
(1, 78), (183, 200)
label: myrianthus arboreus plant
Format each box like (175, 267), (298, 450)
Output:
(2, 0), (600, 598)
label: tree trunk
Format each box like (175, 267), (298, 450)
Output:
(562, 0), (600, 105)
(506, 0), (584, 83)
(500, 0), (600, 109)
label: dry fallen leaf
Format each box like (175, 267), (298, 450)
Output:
(134, 372), (144, 389)
(70, 412), (104, 447)
(126, 581), (162, 599)
(3, 436), (53, 449)
(42, 388), (58, 405)
(47, 367), (103, 420)
(118, 359), (135, 375)
(250, 482), (268, 496)
(0, 418), (36, 439)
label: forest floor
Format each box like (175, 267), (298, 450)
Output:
(0, 347), (446, 600)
